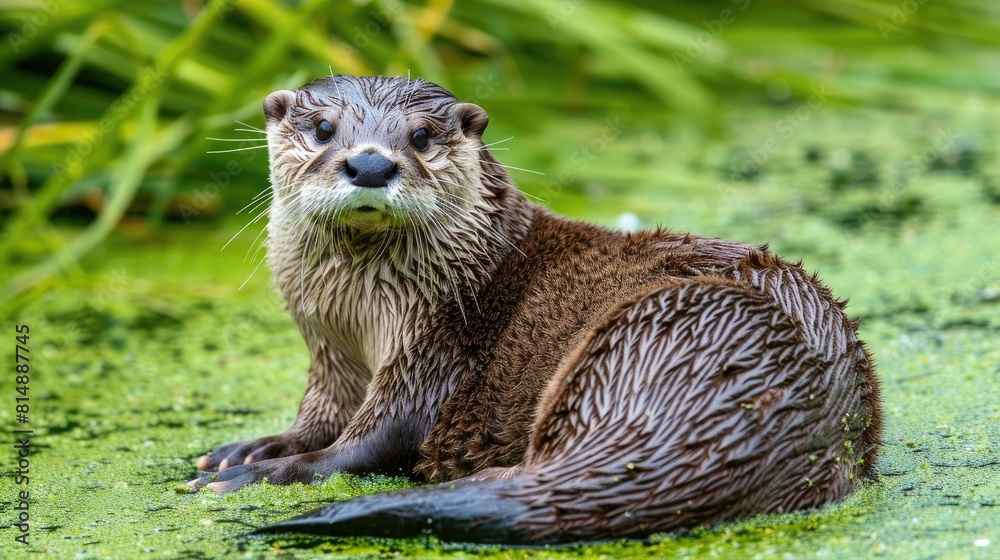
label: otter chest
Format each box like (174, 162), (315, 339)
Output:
(281, 256), (431, 374)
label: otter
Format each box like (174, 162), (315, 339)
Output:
(190, 75), (882, 544)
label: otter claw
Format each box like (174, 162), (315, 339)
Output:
(196, 433), (313, 472)
(189, 456), (322, 493)
(186, 471), (218, 491)
(187, 465), (253, 493)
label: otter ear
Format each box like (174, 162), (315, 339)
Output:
(455, 103), (488, 138)
(264, 90), (295, 126)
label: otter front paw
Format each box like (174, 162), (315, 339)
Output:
(196, 433), (313, 472)
(188, 454), (324, 493)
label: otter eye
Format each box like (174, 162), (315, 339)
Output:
(410, 127), (429, 151)
(315, 120), (334, 143)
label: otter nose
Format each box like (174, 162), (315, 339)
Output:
(344, 150), (398, 188)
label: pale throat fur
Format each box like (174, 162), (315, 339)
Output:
(262, 76), (534, 378)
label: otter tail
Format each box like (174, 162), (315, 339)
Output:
(255, 479), (544, 544)
(260, 263), (879, 543)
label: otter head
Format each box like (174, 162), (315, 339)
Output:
(263, 75), (500, 237)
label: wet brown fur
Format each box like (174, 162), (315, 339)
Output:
(194, 75), (882, 544)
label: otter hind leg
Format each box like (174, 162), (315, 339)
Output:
(510, 278), (873, 541)
(728, 249), (881, 476)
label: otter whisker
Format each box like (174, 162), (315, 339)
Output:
(498, 164), (544, 176)
(236, 120), (265, 133)
(404, 72), (420, 109)
(475, 169), (517, 184)
(429, 231), (468, 321)
(207, 145), (269, 154)
(237, 250), (269, 291)
(333, 78), (345, 102)
(431, 191), (528, 258)
(223, 206), (271, 250)
(412, 222), (434, 295)
(239, 186), (273, 205)
(420, 240), (440, 301)
(472, 171), (546, 202)
(482, 136), (514, 147)
(247, 230), (269, 268)
(431, 196), (509, 246)
(402, 210), (436, 299)
(238, 192), (273, 216)
(424, 204), (494, 317)
(444, 243), (482, 316)
(206, 137), (269, 143)
(404, 159), (500, 310)
(396, 212), (418, 278)
(241, 218), (270, 268)
(391, 196), (470, 319)
(437, 176), (544, 203)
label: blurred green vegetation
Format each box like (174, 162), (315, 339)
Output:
(2, 0), (1000, 313)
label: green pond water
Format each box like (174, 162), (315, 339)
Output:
(1, 103), (998, 559)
